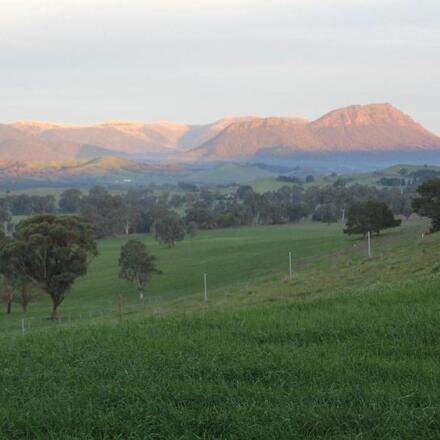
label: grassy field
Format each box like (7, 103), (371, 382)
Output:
(239, 163), (439, 193)
(1, 218), (435, 335)
(0, 222), (352, 333)
(2, 219), (440, 438)
(1, 163), (433, 200)
(1, 162), (438, 200)
(1, 260), (440, 437)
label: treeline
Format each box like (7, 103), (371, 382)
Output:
(0, 194), (56, 215)
(376, 168), (440, 187)
(47, 183), (413, 239)
(0, 181), (415, 239)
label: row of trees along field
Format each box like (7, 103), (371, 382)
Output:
(0, 182), (414, 239)
(1, 179), (440, 319)
(78, 183), (413, 238)
(0, 165), (438, 221)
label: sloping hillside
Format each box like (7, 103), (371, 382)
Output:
(0, 124), (82, 161)
(1, 221), (440, 438)
(177, 116), (261, 149)
(0, 157), (183, 185)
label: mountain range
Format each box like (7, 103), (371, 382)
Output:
(1, 116), (262, 161)
(1, 103), (440, 168)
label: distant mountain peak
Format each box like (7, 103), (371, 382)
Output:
(312, 103), (416, 128)
(183, 103), (440, 160)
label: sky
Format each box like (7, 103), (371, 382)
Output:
(0, 0), (439, 133)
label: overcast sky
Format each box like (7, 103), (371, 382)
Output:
(0, 0), (439, 132)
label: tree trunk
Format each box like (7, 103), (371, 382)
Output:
(139, 289), (144, 303)
(6, 293), (13, 314)
(21, 284), (29, 313)
(50, 296), (62, 320)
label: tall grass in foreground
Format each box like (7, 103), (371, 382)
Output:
(1, 276), (440, 439)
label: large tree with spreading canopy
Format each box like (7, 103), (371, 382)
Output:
(0, 215), (97, 320)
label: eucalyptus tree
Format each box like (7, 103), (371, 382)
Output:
(0, 215), (97, 320)
(119, 240), (161, 302)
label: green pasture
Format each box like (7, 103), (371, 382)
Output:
(0, 223), (353, 333)
(1, 267), (440, 438)
(2, 218), (440, 438)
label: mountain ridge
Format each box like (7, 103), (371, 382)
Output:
(2, 104), (440, 163)
(186, 103), (440, 160)
(2, 116), (263, 161)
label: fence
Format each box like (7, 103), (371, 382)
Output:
(1, 235), (376, 339)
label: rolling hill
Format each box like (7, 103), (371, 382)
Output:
(0, 156), (185, 188)
(0, 157), (291, 188)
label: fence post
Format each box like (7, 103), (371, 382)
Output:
(203, 273), (208, 302)
(367, 231), (372, 259)
(117, 295), (123, 321)
(289, 252), (292, 279)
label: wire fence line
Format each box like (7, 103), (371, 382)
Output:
(1, 276), (223, 338)
(3, 303), (152, 339)
(2, 241), (373, 339)
(2, 295), (180, 334)
(3, 272), (274, 338)
(1, 268), (267, 337)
